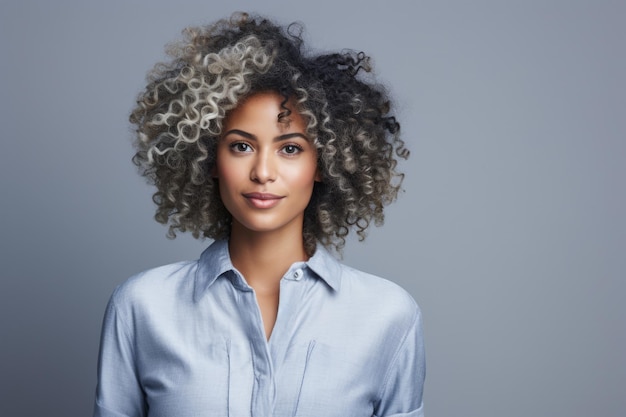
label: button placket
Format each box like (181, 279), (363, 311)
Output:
(246, 289), (273, 417)
(231, 268), (273, 417)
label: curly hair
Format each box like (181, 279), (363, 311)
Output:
(130, 12), (409, 255)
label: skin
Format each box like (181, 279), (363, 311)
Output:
(215, 91), (320, 340)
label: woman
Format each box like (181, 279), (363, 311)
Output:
(94, 12), (425, 417)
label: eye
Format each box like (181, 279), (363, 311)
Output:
(281, 144), (303, 155)
(230, 142), (252, 153)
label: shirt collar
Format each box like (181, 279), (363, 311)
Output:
(194, 240), (342, 302)
(305, 244), (342, 291)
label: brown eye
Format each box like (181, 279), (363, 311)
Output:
(230, 142), (252, 152)
(281, 144), (302, 155)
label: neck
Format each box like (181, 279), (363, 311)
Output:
(228, 223), (308, 292)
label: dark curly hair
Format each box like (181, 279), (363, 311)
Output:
(130, 12), (409, 255)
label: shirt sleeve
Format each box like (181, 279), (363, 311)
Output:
(373, 307), (426, 417)
(93, 294), (147, 417)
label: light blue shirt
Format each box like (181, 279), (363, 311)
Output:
(94, 240), (425, 417)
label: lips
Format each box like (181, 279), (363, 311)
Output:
(242, 192), (284, 209)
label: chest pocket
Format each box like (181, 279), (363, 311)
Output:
(274, 341), (375, 417)
(140, 339), (254, 417)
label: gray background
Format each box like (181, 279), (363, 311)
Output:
(1, 0), (624, 416)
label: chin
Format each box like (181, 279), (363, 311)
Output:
(231, 215), (303, 236)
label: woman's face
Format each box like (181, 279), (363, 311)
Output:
(215, 92), (319, 237)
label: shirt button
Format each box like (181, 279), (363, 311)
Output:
(293, 269), (303, 280)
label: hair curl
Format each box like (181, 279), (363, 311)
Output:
(130, 12), (409, 254)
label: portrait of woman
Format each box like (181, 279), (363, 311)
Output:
(93, 12), (425, 417)
(2, 2), (624, 417)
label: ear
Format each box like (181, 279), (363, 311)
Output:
(314, 168), (322, 182)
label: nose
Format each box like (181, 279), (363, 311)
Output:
(250, 150), (276, 183)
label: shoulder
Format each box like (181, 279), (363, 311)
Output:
(339, 263), (419, 311)
(312, 262), (423, 365)
(108, 260), (198, 312)
(338, 263), (421, 330)
(310, 246), (420, 322)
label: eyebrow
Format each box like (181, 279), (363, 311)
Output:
(222, 129), (308, 142)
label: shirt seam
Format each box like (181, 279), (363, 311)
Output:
(109, 294), (142, 389)
(292, 339), (316, 416)
(376, 307), (419, 404)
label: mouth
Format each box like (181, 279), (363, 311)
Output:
(242, 192), (284, 209)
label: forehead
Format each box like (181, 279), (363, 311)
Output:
(223, 92), (307, 133)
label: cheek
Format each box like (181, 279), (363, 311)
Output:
(215, 150), (242, 186)
(217, 170), (239, 196)
(289, 156), (319, 187)
(288, 167), (317, 190)
(215, 168), (240, 204)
